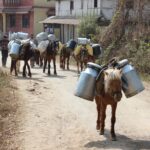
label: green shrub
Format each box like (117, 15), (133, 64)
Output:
(78, 15), (98, 38)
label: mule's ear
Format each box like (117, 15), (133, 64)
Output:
(119, 69), (123, 74)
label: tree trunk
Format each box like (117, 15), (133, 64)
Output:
(100, 0), (126, 49)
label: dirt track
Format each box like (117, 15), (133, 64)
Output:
(2, 57), (150, 150)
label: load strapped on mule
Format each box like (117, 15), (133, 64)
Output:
(74, 38), (93, 56)
(8, 32), (37, 59)
(74, 37), (103, 59)
(36, 32), (58, 54)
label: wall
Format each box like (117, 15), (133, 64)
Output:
(33, 8), (48, 35)
(21, 0), (33, 6)
(0, 1), (3, 6)
(34, 0), (55, 7)
(56, 0), (117, 20)
(6, 12), (34, 34)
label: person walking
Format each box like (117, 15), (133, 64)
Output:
(0, 35), (9, 67)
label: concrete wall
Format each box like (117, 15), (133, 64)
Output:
(0, 0), (55, 35)
(21, 0), (33, 6)
(6, 12), (34, 34)
(34, 0), (55, 7)
(33, 8), (48, 35)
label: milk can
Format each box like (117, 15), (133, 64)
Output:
(92, 44), (102, 59)
(48, 34), (56, 42)
(74, 62), (102, 101)
(9, 42), (20, 59)
(118, 60), (145, 98)
(66, 39), (77, 50)
(17, 32), (29, 39)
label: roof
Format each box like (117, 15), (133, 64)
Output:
(0, 6), (33, 14)
(40, 16), (80, 26)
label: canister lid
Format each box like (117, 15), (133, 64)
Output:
(92, 44), (100, 48)
(117, 59), (129, 69)
(87, 62), (102, 71)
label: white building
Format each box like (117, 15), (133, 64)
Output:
(42, 0), (117, 43)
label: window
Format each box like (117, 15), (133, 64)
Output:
(94, 0), (98, 8)
(70, 1), (74, 10)
(22, 14), (30, 28)
(9, 14), (16, 27)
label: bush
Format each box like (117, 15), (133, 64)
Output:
(78, 15), (98, 39)
(125, 40), (150, 74)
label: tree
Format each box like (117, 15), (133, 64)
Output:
(100, 0), (126, 49)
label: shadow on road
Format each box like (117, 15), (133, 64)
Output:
(42, 74), (66, 79)
(84, 130), (150, 150)
(15, 76), (44, 82)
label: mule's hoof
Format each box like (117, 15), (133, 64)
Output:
(28, 74), (32, 78)
(23, 75), (26, 78)
(96, 125), (100, 130)
(111, 136), (117, 141)
(100, 130), (104, 135)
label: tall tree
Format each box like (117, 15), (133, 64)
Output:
(100, 0), (126, 48)
(100, 0), (148, 49)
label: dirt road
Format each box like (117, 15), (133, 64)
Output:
(2, 57), (150, 150)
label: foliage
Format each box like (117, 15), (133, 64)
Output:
(78, 15), (98, 39)
(0, 68), (20, 149)
(124, 40), (150, 74)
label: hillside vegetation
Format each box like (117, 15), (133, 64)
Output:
(78, 0), (150, 77)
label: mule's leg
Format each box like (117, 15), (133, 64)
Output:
(53, 57), (57, 75)
(48, 59), (51, 76)
(14, 60), (18, 76)
(95, 96), (101, 130)
(81, 62), (83, 72)
(63, 57), (65, 70)
(23, 61), (27, 77)
(67, 56), (70, 70)
(27, 61), (32, 77)
(77, 61), (80, 74)
(16, 61), (20, 73)
(60, 56), (63, 69)
(40, 56), (43, 67)
(43, 58), (47, 73)
(110, 103), (117, 141)
(100, 103), (106, 135)
(10, 59), (14, 75)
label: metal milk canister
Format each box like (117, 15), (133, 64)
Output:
(121, 63), (145, 98)
(74, 62), (102, 101)
(9, 41), (21, 59)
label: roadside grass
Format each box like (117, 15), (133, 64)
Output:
(141, 73), (150, 82)
(0, 68), (21, 150)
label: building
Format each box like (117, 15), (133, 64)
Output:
(41, 0), (117, 43)
(0, 0), (55, 36)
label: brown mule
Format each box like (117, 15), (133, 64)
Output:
(95, 68), (122, 141)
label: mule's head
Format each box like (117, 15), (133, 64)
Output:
(80, 45), (88, 61)
(104, 68), (122, 102)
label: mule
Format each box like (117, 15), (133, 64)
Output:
(73, 45), (94, 74)
(10, 43), (37, 77)
(60, 44), (73, 70)
(95, 68), (122, 141)
(42, 41), (58, 76)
